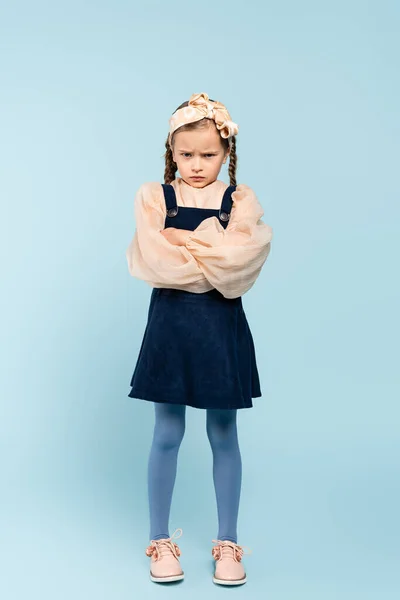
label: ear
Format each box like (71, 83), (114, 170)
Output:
(223, 150), (230, 164)
(170, 141), (176, 163)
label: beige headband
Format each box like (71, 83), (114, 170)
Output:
(168, 92), (239, 147)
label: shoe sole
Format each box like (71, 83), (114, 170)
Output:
(213, 575), (247, 586)
(150, 571), (184, 583)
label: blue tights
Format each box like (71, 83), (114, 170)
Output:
(147, 403), (242, 543)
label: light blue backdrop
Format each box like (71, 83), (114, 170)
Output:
(1, 0), (398, 598)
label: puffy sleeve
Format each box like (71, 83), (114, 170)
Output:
(125, 182), (210, 290)
(184, 184), (273, 299)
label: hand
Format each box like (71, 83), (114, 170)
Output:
(161, 228), (191, 246)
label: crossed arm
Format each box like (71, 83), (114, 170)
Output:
(126, 181), (273, 298)
(161, 227), (192, 246)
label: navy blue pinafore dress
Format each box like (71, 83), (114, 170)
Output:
(128, 182), (262, 410)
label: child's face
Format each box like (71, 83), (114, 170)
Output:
(171, 123), (230, 188)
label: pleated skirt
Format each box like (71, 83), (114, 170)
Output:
(128, 287), (262, 410)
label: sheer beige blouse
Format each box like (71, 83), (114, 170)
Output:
(126, 177), (273, 299)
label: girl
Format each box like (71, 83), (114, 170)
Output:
(125, 92), (273, 585)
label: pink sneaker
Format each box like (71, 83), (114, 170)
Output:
(211, 538), (252, 586)
(145, 528), (184, 583)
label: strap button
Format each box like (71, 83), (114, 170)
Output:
(167, 207), (178, 217)
(220, 212), (230, 221)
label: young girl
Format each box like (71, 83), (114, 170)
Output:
(125, 92), (273, 586)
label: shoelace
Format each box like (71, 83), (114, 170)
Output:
(145, 528), (183, 561)
(211, 539), (252, 563)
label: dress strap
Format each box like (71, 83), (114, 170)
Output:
(219, 185), (236, 223)
(161, 182), (236, 221)
(161, 184), (179, 217)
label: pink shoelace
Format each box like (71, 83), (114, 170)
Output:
(211, 539), (252, 563)
(145, 528), (183, 561)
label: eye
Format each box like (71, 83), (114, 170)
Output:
(180, 153), (217, 158)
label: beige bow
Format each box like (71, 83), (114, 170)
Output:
(168, 92), (239, 145)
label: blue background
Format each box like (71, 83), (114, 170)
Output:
(1, 0), (399, 598)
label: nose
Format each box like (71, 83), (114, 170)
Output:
(192, 157), (203, 173)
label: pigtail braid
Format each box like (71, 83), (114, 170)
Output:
(228, 136), (237, 187)
(163, 136), (178, 184)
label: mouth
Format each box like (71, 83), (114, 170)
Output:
(191, 176), (205, 180)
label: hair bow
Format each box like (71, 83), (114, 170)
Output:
(168, 92), (239, 146)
